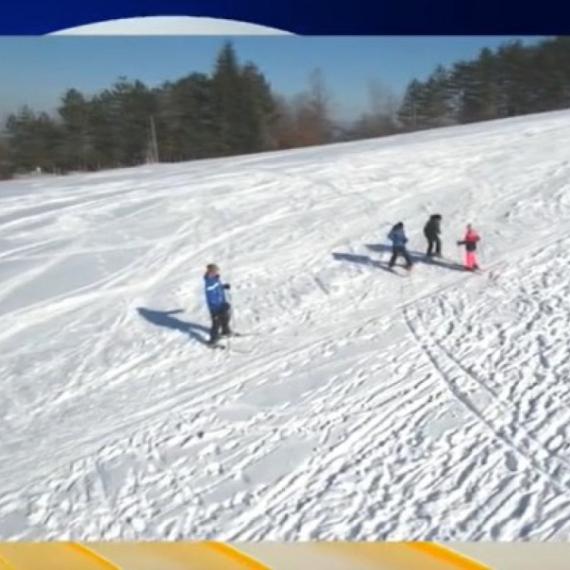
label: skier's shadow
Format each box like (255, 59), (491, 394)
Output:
(364, 244), (466, 272)
(136, 307), (210, 344)
(364, 243), (423, 256)
(331, 252), (397, 275)
(332, 245), (466, 273)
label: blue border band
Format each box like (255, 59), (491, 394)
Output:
(0, 0), (568, 34)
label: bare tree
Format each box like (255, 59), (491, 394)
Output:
(369, 80), (399, 119)
(366, 79), (399, 136)
(273, 95), (300, 149)
(305, 68), (334, 144)
(349, 79), (401, 140)
(273, 68), (337, 148)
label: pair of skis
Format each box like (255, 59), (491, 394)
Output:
(387, 254), (484, 275)
(206, 332), (255, 351)
(387, 265), (413, 277)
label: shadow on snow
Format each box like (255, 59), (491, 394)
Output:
(136, 307), (210, 344)
(331, 252), (397, 275)
(332, 243), (466, 273)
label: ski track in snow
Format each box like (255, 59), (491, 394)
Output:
(1, 111), (570, 540)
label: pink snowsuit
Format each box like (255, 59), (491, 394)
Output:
(462, 228), (480, 270)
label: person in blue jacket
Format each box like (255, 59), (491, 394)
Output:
(204, 263), (232, 345)
(387, 222), (413, 270)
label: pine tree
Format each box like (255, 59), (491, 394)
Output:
(0, 136), (14, 179)
(168, 73), (217, 160)
(397, 80), (424, 131)
(109, 78), (157, 166)
(497, 40), (532, 117)
(211, 41), (248, 155)
(454, 52), (502, 123)
(58, 89), (91, 171)
(240, 62), (278, 152)
(5, 106), (63, 172)
(421, 65), (455, 127)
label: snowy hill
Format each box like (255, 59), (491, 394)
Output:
(1, 110), (570, 540)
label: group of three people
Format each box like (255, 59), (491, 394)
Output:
(387, 214), (481, 271)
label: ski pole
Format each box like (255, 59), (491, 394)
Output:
(226, 287), (234, 350)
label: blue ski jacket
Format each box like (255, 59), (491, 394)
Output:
(204, 274), (228, 313)
(388, 226), (408, 248)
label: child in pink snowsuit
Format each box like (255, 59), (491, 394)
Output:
(457, 225), (480, 270)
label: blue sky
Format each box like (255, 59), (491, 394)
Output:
(0, 36), (547, 123)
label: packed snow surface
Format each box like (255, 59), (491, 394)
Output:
(1, 111), (570, 540)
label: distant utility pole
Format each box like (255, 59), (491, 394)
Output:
(149, 115), (159, 163)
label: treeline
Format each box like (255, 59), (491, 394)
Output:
(0, 43), (339, 179)
(397, 36), (570, 130)
(1, 37), (570, 180)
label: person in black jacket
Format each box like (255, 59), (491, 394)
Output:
(423, 214), (442, 258)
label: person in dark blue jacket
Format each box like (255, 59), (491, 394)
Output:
(387, 222), (413, 270)
(204, 263), (232, 345)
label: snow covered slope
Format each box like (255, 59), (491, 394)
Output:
(1, 110), (570, 540)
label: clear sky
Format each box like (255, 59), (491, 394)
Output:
(0, 36), (547, 123)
